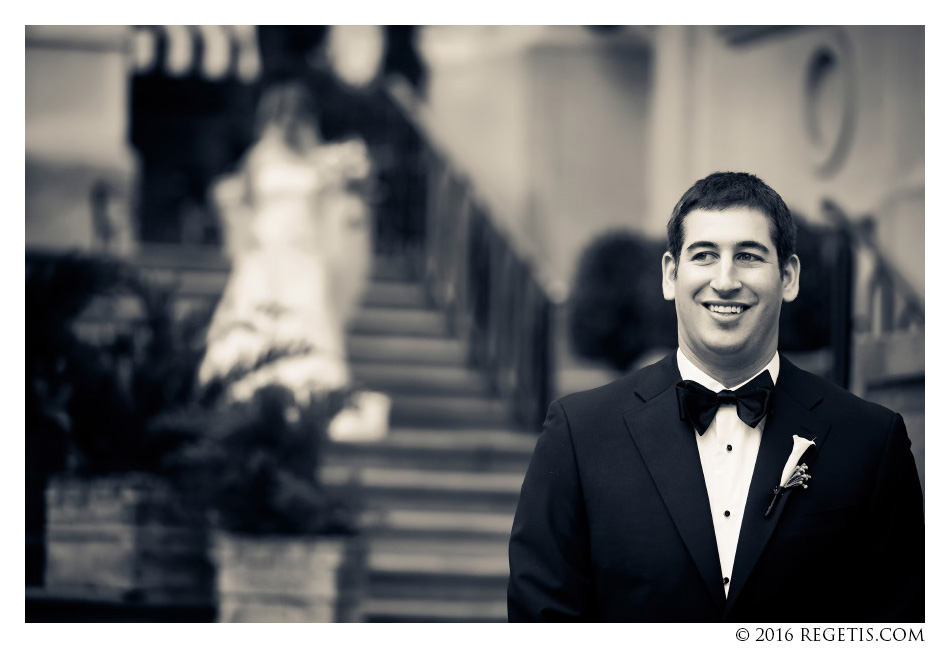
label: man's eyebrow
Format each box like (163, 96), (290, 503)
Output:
(684, 241), (718, 252)
(735, 240), (771, 254)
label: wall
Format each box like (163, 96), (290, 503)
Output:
(417, 26), (535, 257)
(25, 26), (138, 254)
(525, 39), (651, 301)
(418, 26), (652, 300)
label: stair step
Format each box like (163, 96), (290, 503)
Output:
(363, 282), (428, 309)
(325, 465), (524, 509)
(326, 466), (525, 494)
(350, 307), (447, 337)
(79, 289), (442, 337)
(350, 362), (487, 396)
(329, 429), (534, 472)
(332, 426), (536, 455)
(370, 536), (509, 556)
(367, 572), (507, 602)
(375, 427), (537, 450)
(131, 247), (426, 308)
(389, 395), (511, 427)
(134, 245), (415, 282)
(379, 509), (513, 534)
(369, 548), (509, 577)
(368, 255), (417, 282)
(363, 509), (515, 538)
(363, 545), (510, 621)
(360, 495), (521, 516)
(130, 271), (428, 310)
(347, 334), (465, 365)
(361, 597), (507, 622)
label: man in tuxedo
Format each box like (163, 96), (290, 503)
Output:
(507, 172), (924, 622)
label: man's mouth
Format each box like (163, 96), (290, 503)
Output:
(704, 303), (749, 315)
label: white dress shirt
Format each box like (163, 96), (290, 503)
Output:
(676, 349), (780, 598)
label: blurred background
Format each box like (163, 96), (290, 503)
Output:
(25, 25), (924, 622)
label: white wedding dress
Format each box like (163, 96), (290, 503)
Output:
(198, 127), (389, 441)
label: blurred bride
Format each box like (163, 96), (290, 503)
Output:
(198, 79), (389, 441)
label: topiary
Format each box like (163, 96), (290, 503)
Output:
(567, 230), (677, 373)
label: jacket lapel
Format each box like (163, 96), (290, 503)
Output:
(623, 354), (727, 613)
(724, 356), (832, 615)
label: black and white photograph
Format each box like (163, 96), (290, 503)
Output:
(23, 21), (929, 633)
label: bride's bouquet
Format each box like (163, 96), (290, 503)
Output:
(315, 138), (373, 195)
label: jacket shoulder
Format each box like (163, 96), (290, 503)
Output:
(779, 357), (900, 426)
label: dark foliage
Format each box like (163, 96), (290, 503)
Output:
(163, 385), (357, 537)
(26, 253), (128, 474)
(25, 251), (214, 475)
(568, 231), (677, 373)
(778, 217), (833, 352)
(27, 251), (359, 538)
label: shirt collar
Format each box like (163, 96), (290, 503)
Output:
(676, 349), (780, 392)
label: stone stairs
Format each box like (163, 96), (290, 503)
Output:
(121, 246), (534, 622)
(339, 266), (531, 622)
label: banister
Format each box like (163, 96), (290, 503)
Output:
(381, 80), (553, 431)
(821, 198), (924, 333)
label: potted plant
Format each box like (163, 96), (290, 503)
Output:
(26, 251), (119, 585)
(170, 384), (366, 623)
(29, 251), (215, 605)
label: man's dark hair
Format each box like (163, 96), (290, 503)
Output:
(666, 172), (797, 274)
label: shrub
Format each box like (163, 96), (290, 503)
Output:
(164, 385), (358, 536)
(568, 231), (676, 373)
(27, 251), (360, 538)
(778, 217), (832, 352)
(26, 251), (214, 476)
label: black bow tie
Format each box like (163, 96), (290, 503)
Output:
(675, 370), (775, 435)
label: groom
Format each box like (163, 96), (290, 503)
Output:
(507, 172), (924, 622)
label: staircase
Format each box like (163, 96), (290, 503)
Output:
(128, 246), (534, 622)
(338, 257), (533, 622)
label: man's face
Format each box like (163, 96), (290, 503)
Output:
(662, 207), (800, 375)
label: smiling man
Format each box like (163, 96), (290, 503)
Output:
(508, 172), (923, 622)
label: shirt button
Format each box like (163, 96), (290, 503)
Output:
(726, 445), (733, 452)
(723, 577), (730, 585)
(724, 510), (731, 517)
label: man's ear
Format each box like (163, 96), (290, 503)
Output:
(662, 251), (677, 301)
(782, 254), (801, 302)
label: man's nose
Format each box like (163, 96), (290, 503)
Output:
(710, 260), (741, 292)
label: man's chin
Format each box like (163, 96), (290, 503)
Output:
(696, 339), (754, 363)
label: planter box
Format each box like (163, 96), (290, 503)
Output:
(213, 532), (366, 622)
(44, 473), (213, 605)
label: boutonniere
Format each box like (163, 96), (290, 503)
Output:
(764, 435), (815, 518)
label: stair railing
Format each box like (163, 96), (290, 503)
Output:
(382, 82), (552, 431)
(821, 199), (924, 394)
(822, 199), (924, 336)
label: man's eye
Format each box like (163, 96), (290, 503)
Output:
(691, 252), (715, 263)
(736, 253), (763, 263)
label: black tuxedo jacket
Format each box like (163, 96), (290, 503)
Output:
(508, 353), (923, 622)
